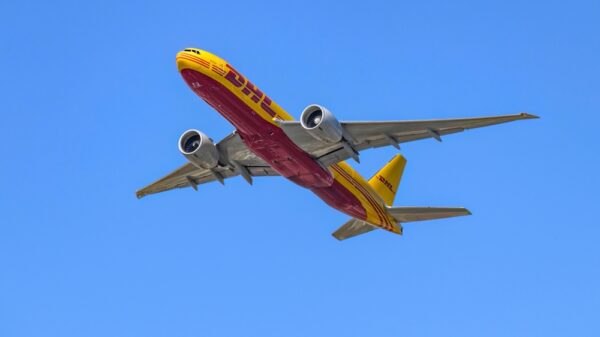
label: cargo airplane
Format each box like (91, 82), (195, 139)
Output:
(137, 48), (537, 240)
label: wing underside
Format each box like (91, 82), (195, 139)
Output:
(279, 113), (538, 166)
(136, 132), (279, 198)
(135, 162), (278, 198)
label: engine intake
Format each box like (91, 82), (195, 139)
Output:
(300, 104), (343, 143)
(178, 129), (220, 169)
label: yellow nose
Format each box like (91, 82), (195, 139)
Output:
(176, 51), (200, 72)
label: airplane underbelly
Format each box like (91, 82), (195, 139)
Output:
(180, 69), (331, 186)
(180, 68), (368, 221)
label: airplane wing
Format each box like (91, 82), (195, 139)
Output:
(279, 113), (538, 166)
(136, 132), (279, 198)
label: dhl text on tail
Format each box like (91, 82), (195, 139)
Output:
(136, 48), (538, 240)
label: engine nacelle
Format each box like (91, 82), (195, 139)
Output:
(178, 129), (220, 169)
(300, 104), (343, 143)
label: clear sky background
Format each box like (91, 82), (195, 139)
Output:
(1, 1), (598, 336)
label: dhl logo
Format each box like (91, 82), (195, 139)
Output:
(223, 64), (278, 119)
(377, 175), (395, 193)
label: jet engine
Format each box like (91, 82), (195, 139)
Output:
(178, 129), (220, 169)
(300, 104), (343, 143)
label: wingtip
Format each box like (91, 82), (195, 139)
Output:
(331, 233), (344, 241)
(519, 112), (540, 119)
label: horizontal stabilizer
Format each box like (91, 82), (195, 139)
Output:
(332, 218), (377, 241)
(387, 207), (471, 223)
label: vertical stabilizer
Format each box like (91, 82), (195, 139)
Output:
(368, 154), (406, 206)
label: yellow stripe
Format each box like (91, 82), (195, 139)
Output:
(331, 165), (385, 225)
(331, 165), (396, 230)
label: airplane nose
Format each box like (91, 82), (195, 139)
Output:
(176, 51), (192, 72)
(176, 48), (204, 72)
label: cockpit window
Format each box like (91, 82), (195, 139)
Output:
(184, 49), (201, 55)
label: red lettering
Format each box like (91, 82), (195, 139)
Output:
(225, 65), (277, 118)
(260, 96), (276, 117)
(224, 64), (246, 87)
(377, 175), (394, 193)
(244, 81), (264, 103)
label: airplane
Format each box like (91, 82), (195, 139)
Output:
(136, 48), (538, 240)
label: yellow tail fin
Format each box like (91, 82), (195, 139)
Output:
(368, 154), (407, 206)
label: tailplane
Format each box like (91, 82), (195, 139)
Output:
(332, 218), (377, 241)
(368, 154), (406, 206)
(387, 206), (471, 222)
(333, 154), (471, 241)
(332, 207), (471, 241)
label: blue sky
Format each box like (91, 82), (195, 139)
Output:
(1, 0), (599, 336)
